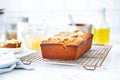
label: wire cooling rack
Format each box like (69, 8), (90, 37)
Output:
(20, 44), (112, 70)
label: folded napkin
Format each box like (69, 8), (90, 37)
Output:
(0, 52), (33, 74)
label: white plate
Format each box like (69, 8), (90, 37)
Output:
(0, 47), (23, 54)
(15, 50), (38, 59)
(0, 47), (38, 59)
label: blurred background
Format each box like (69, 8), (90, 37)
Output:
(0, 0), (120, 49)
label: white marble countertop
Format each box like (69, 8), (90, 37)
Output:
(0, 29), (120, 80)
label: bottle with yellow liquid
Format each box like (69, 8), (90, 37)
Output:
(93, 8), (110, 44)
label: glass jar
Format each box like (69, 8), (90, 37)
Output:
(17, 17), (30, 42)
(93, 8), (110, 44)
(24, 24), (46, 50)
(0, 9), (6, 42)
(6, 23), (17, 40)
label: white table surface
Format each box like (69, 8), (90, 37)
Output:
(0, 31), (120, 80)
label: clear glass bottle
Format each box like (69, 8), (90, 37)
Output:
(17, 17), (30, 42)
(93, 8), (110, 44)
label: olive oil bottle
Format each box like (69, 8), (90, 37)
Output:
(93, 8), (110, 44)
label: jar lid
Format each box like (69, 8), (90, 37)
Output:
(19, 17), (29, 22)
(0, 9), (5, 14)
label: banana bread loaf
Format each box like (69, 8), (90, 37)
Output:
(40, 30), (93, 60)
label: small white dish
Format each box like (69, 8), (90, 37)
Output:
(0, 47), (23, 54)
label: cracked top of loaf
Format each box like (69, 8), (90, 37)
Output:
(42, 30), (92, 46)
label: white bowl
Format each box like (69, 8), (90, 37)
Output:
(0, 47), (23, 54)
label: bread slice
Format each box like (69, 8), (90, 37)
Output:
(0, 39), (22, 48)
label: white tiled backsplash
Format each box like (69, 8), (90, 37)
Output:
(0, 0), (120, 37)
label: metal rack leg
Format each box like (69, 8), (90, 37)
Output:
(22, 60), (32, 65)
(83, 66), (96, 70)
